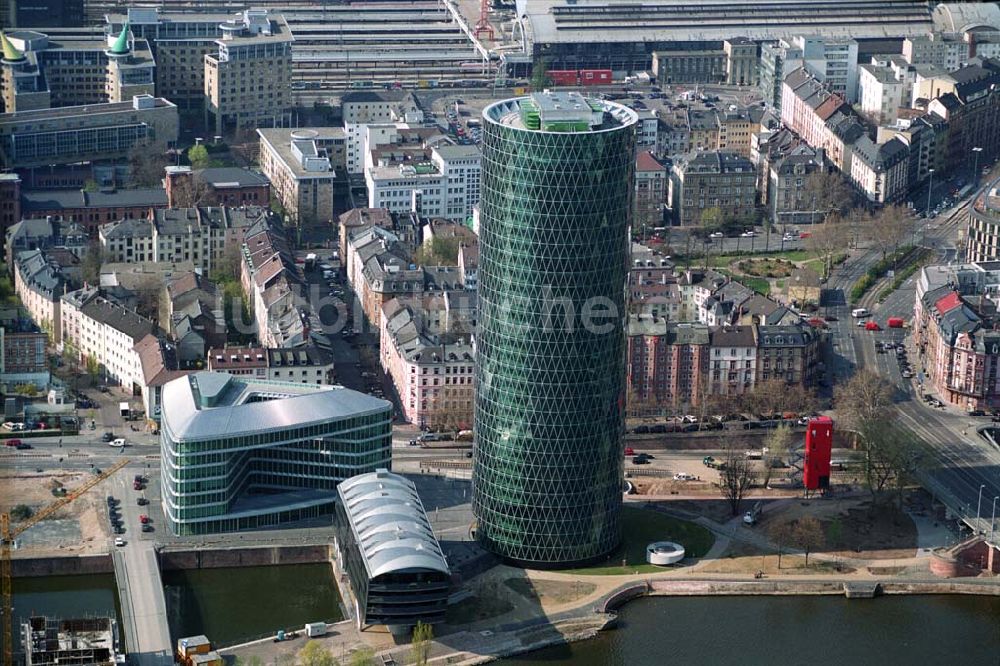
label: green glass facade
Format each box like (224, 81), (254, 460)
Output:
(472, 96), (637, 567)
(160, 374), (392, 536)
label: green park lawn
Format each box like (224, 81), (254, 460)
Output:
(564, 506), (714, 575)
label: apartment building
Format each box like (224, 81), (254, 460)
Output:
(207, 344), (334, 384)
(849, 135), (910, 204)
(767, 144), (825, 224)
(13, 249), (70, 342)
(380, 297), (475, 430)
(60, 287), (154, 391)
(756, 324), (821, 385)
(781, 68), (866, 173)
(924, 60), (1000, 173)
(668, 151), (757, 226)
(100, 205), (273, 272)
(258, 127), (344, 226)
(240, 224), (305, 348)
(204, 10), (293, 134)
(1, 25), (154, 113)
(337, 207), (395, 262)
(635, 151), (667, 233)
(914, 262), (1000, 409)
(858, 57), (914, 125)
(0, 94), (178, 169)
(627, 317), (710, 414)
(629, 244), (680, 317)
(707, 325), (757, 396)
(5, 217), (87, 269)
(344, 225), (424, 329)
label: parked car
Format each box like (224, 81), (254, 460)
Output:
(673, 473), (696, 481)
(5, 439), (21, 448)
(101, 432), (115, 442)
(137, 497), (149, 506)
(109, 438), (126, 448)
(969, 410), (987, 417)
(633, 425), (649, 434)
(139, 515), (150, 524)
(631, 456), (650, 465)
(141, 524), (154, 533)
(15, 442), (32, 450)
(624, 447), (635, 456)
(114, 537), (126, 547)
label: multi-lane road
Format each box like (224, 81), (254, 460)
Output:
(823, 196), (1000, 541)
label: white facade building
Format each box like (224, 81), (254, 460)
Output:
(60, 288), (154, 391)
(365, 144), (481, 221)
(793, 36), (860, 103)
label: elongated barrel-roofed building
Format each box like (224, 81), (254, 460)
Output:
(472, 91), (636, 567)
(335, 470), (450, 630)
(160, 372), (392, 535)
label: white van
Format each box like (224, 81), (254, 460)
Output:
(851, 308), (869, 318)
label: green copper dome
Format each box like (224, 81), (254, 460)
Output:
(1, 32), (25, 62)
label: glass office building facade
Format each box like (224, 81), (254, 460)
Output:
(472, 92), (637, 567)
(160, 372), (392, 536)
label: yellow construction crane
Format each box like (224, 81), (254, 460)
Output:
(1, 458), (130, 666)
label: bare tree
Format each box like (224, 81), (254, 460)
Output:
(805, 212), (849, 279)
(128, 141), (169, 187)
(762, 422), (795, 488)
(82, 240), (105, 284)
(719, 443), (758, 516)
(169, 176), (213, 209)
(866, 205), (914, 261)
(230, 128), (261, 167)
(834, 370), (921, 503)
(803, 171), (855, 216)
(133, 279), (161, 325)
(791, 516), (825, 566)
(833, 368), (895, 437)
(768, 519), (795, 569)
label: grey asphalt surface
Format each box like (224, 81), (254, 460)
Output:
(823, 194), (1000, 538)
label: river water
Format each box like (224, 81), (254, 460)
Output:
(13, 571), (1000, 661)
(161, 563), (343, 646)
(10, 574), (123, 653)
(503, 595), (1000, 665)
(9, 564), (341, 654)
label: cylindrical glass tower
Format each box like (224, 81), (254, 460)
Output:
(472, 92), (637, 567)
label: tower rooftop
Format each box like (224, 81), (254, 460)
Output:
(485, 92), (637, 133)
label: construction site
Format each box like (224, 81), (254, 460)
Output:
(21, 617), (122, 666)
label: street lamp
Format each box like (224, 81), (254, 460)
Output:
(972, 146), (983, 189)
(926, 168), (935, 217)
(992, 496), (998, 543)
(976, 483), (986, 534)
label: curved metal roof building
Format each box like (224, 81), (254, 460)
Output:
(335, 470), (451, 629)
(337, 470), (449, 579)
